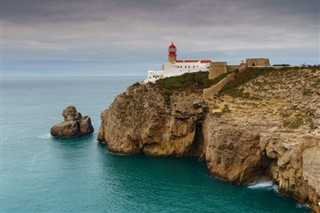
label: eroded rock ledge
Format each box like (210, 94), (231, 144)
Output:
(98, 68), (320, 212)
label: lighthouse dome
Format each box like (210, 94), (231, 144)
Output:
(169, 42), (176, 49)
(168, 42), (177, 56)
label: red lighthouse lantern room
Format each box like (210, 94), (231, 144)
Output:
(168, 42), (177, 63)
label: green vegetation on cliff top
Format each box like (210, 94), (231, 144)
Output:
(151, 71), (229, 91)
(149, 71), (230, 105)
(219, 66), (319, 99)
(143, 66), (319, 105)
(219, 67), (274, 99)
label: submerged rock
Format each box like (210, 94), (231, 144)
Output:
(51, 106), (94, 138)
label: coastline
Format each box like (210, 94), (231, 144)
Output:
(98, 67), (320, 212)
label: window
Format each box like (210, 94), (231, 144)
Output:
(185, 66), (187, 68)
(193, 66), (195, 68)
(188, 66), (190, 68)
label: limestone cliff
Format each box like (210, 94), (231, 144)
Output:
(98, 83), (207, 156)
(98, 68), (320, 212)
(204, 67), (320, 212)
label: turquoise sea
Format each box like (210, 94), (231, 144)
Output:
(2, 76), (310, 213)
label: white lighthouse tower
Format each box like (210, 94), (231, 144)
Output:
(145, 43), (212, 83)
(168, 42), (177, 63)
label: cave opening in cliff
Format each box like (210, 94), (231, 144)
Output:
(189, 123), (204, 158)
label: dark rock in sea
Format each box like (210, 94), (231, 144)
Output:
(51, 106), (94, 138)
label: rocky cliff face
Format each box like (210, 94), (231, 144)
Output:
(204, 68), (320, 212)
(98, 83), (207, 156)
(98, 68), (320, 212)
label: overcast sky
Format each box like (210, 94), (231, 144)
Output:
(2, 0), (319, 76)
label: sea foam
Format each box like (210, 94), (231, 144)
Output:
(248, 180), (280, 194)
(38, 133), (52, 139)
(248, 181), (273, 189)
(296, 203), (311, 209)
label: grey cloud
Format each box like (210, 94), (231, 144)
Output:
(2, 0), (319, 75)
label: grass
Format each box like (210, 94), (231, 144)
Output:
(222, 104), (231, 113)
(306, 65), (320, 72)
(131, 82), (141, 87)
(149, 71), (231, 106)
(161, 90), (173, 106)
(302, 89), (313, 96)
(143, 66), (319, 105)
(283, 115), (304, 129)
(306, 116), (315, 129)
(219, 67), (279, 99)
(152, 71), (229, 91)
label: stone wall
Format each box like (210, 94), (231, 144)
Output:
(203, 73), (235, 100)
(246, 58), (270, 67)
(208, 62), (227, 79)
(227, 65), (240, 71)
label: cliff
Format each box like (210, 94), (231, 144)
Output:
(204, 67), (320, 212)
(98, 67), (320, 212)
(97, 72), (211, 156)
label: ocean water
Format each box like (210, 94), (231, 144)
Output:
(2, 76), (310, 213)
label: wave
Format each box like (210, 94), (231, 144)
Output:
(271, 184), (279, 193)
(296, 203), (311, 209)
(248, 181), (273, 189)
(106, 149), (128, 156)
(248, 180), (281, 195)
(38, 133), (52, 139)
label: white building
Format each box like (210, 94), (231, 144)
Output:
(145, 43), (212, 83)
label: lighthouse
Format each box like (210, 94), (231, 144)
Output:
(144, 43), (212, 83)
(168, 42), (177, 63)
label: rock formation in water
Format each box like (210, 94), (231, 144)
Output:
(98, 67), (320, 212)
(51, 106), (94, 138)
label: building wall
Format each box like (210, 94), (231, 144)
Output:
(208, 62), (227, 80)
(203, 63), (250, 100)
(145, 56), (271, 83)
(246, 58), (270, 67)
(163, 61), (210, 77)
(145, 71), (164, 83)
(145, 61), (211, 82)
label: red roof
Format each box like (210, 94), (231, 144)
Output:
(169, 42), (176, 48)
(175, 60), (212, 63)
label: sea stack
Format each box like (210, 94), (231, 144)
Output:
(51, 106), (94, 138)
